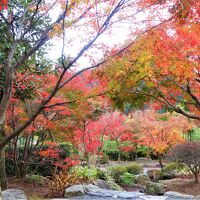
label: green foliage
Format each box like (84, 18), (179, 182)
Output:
(96, 168), (109, 180)
(112, 182), (123, 191)
(134, 174), (150, 185)
(70, 166), (98, 180)
(24, 174), (47, 186)
(158, 162), (188, 180)
(109, 166), (127, 183)
(119, 172), (135, 186)
(126, 164), (143, 175)
(104, 141), (151, 161)
(185, 127), (200, 141)
(0, 0), (53, 101)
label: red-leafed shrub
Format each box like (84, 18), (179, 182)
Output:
(37, 142), (80, 173)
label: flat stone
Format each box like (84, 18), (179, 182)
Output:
(139, 196), (167, 200)
(88, 189), (121, 197)
(93, 179), (113, 190)
(65, 185), (85, 198)
(2, 189), (27, 200)
(83, 184), (101, 193)
(117, 191), (139, 199)
(164, 191), (194, 199)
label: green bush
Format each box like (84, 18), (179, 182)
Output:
(24, 174), (47, 186)
(158, 162), (187, 180)
(126, 164), (143, 175)
(119, 172), (135, 186)
(109, 166), (127, 183)
(70, 166), (98, 180)
(96, 168), (109, 180)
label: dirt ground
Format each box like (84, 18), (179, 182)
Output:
(161, 178), (200, 196)
(8, 178), (48, 199)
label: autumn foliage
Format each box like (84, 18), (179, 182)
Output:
(0, 0), (200, 191)
(0, 0), (8, 10)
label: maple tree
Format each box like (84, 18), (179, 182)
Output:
(96, 0), (200, 120)
(74, 111), (126, 164)
(5, 70), (103, 178)
(105, 112), (132, 161)
(0, 0), (193, 189)
(127, 110), (193, 168)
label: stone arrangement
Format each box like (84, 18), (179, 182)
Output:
(52, 184), (200, 200)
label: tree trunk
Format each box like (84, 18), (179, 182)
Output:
(13, 136), (20, 178)
(18, 162), (27, 179)
(134, 145), (138, 161)
(118, 151), (121, 163)
(0, 147), (7, 190)
(194, 173), (199, 183)
(158, 154), (164, 169)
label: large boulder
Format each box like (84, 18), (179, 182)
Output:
(145, 182), (166, 195)
(64, 185), (85, 198)
(93, 179), (113, 190)
(82, 184), (101, 193)
(135, 174), (151, 185)
(2, 189), (27, 200)
(164, 191), (194, 199)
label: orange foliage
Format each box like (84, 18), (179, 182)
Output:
(127, 110), (193, 154)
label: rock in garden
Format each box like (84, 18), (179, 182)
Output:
(2, 189), (27, 200)
(93, 179), (113, 190)
(83, 184), (101, 193)
(117, 191), (140, 199)
(145, 182), (166, 195)
(164, 191), (194, 199)
(64, 184), (85, 198)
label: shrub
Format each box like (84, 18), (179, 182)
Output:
(5, 142), (75, 177)
(24, 174), (47, 186)
(172, 141), (200, 183)
(70, 166), (98, 180)
(109, 166), (127, 183)
(96, 168), (109, 180)
(46, 173), (85, 198)
(134, 174), (150, 185)
(119, 172), (135, 186)
(126, 164), (143, 175)
(158, 162), (187, 180)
